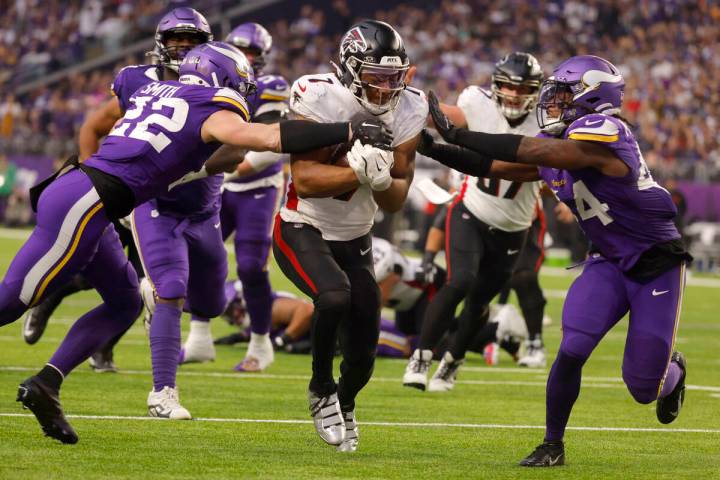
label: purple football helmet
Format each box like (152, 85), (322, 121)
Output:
(248, 74), (290, 120)
(537, 55), (625, 134)
(152, 7), (213, 71)
(226, 23), (273, 73)
(179, 42), (256, 96)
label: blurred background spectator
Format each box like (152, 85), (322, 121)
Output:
(0, 0), (718, 266)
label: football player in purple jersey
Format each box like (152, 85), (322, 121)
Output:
(20, 7), (214, 369)
(194, 22), (289, 373)
(420, 55), (691, 466)
(2, 41), (391, 444)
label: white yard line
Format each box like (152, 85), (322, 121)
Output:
(1, 366), (719, 392)
(0, 412), (717, 434)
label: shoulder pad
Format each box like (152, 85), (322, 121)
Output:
(457, 85), (493, 110)
(210, 87), (251, 121)
(567, 114), (622, 143)
(392, 88), (429, 146)
(289, 74), (342, 122)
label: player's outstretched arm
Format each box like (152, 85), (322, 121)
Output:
(417, 129), (541, 182)
(427, 90), (629, 177)
(77, 96), (123, 160)
(202, 110), (392, 154)
(372, 134), (419, 213)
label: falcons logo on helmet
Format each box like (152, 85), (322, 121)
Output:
(341, 27), (368, 55)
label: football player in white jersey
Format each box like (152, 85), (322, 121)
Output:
(272, 20), (427, 452)
(403, 52), (546, 392)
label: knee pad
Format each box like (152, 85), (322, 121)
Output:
(623, 373), (658, 404)
(447, 268), (476, 292)
(154, 277), (187, 301)
(315, 289), (351, 315)
(236, 249), (269, 279)
(558, 329), (597, 362)
(0, 283), (27, 326)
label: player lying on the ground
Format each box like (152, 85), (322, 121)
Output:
(420, 54), (692, 467)
(137, 279), (315, 360)
(272, 20), (427, 452)
(1, 40), (392, 444)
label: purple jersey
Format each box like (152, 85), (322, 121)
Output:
(84, 79), (250, 207)
(538, 114), (679, 272)
(107, 65), (226, 219)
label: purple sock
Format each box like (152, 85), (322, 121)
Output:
(49, 303), (136, 376)
(239, 270), (273, 335)
(150, 303), (182, 391)
(659, 362), (682, 398)
(544, 351), (585, 442)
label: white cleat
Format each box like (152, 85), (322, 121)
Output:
(139, 277), (155, 333)
(337, 410), (359, 452)
(403, 349), (433, 391)
(179, 320), (216, 364)
(308, 391), (345, 446)
(518, 338), (547, 368)
(147, 386), (192, 420)
(234, 332), (274, 372)
(494, 304), (529, 341)
(428, 351), (464, 392)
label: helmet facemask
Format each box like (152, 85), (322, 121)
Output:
(154, 29), (211, 72)
(341, 57), (408, 115)
(536, 79), (587, 134)
(492, 77), (540, 121)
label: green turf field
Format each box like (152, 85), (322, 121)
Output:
(0, 232), (718, 479)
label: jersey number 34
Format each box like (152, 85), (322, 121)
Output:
(109, 96), (189, 153)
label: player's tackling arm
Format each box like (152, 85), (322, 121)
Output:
(201, 109), (358, 155)
(373, 134), (418, 212)
(77, 96), (123, 160)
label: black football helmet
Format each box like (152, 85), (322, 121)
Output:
(334, 20), (409, 115)
(491, 52), (543, 121)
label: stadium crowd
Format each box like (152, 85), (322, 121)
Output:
(0, 0), (718, 181)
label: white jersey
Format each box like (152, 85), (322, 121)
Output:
(281, 73), (428, 241)
(372, 237), (424, 312)
(456, 86), (541, 232)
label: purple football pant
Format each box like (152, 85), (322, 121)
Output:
(0, 169), (140, 375)
(220, 186), (280, 335)
(545, 257), (686, 441)
(131, 201), (227, 390)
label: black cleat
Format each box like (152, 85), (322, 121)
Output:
(657, 352), (687, 424)
(22, 305), (52, 345)
(16, 376), (78, 444)
(519, 441), (565, 467)
(88, 349), (118, 373)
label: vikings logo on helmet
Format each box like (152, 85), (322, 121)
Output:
(341, 27), (368, 55)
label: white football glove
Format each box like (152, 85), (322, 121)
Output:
(346, 140), (394, 191)
(346, 140), (372, 185)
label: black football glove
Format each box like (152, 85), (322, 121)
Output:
(416, 129), (436, 156)
(350, 115), (393, 151)
(428, 90), (458, 143)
